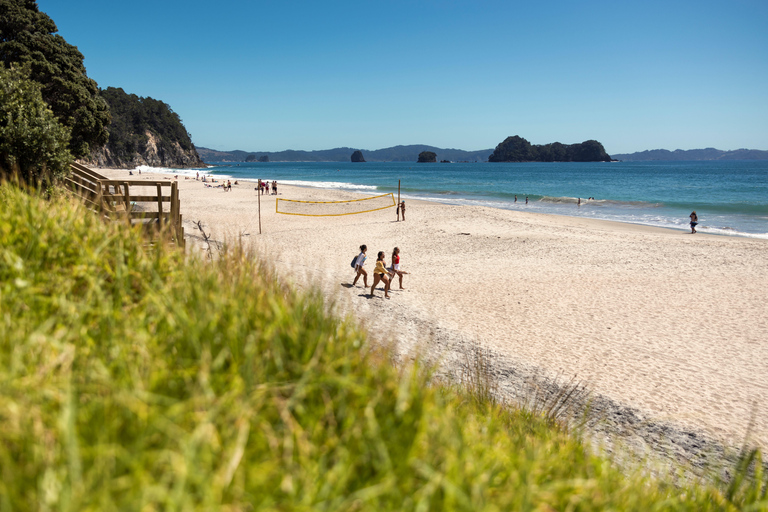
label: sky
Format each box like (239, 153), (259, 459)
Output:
(37, 0), (768, 154)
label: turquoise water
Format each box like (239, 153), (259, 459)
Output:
(165, 160), (768, 238)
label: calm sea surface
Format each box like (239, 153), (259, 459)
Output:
(155, 160), (768, 239)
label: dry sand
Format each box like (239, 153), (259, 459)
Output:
(100, 169), (768, 466)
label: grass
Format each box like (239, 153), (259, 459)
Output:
(1, 183), (766, 510)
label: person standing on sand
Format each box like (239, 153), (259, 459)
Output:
(390, 247), (408, 289)
(370, 251), (391, 298)
(400, 201), (406, 221)
(690, 211), (698, 233)
(352, 245), (368, 287)
(396, 202), (401, 221)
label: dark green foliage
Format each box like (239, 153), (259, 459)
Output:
(417, 151), (437, 163)
(489, 135), (614, 162)
(99, 86), (195, 163)
(0, 0), (110, 157)
(0, 64), (71, 185)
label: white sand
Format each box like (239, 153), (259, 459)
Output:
(99, 169), (768, 452)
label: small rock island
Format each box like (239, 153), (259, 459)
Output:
(417, 151), (437, 163)
(351, 150), (366, 162)
(488, 135), (614, 162)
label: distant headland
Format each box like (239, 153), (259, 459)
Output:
(195, 142), (768, 164)
(611, 148), (768, 161)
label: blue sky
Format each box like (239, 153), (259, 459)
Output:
(38, 0), (768, 154)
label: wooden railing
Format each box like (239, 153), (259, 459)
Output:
(66, 163), (185, 248)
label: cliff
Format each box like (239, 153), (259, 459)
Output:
(86, 131), (204, 168)
(488, 136), (613, 163)
(85, 87), (204, 168)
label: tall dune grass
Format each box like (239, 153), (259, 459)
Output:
(1, 184), (765, 510)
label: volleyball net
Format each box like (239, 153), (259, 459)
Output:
(276, 192), (397, 216)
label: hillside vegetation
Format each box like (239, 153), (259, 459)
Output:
(89, 87), (204, 168)
(1, 184), (766, 510)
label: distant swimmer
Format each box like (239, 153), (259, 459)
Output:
(690, 211), (698, 233)
(578, 197), (581, 206)
(514, 195), (517, 203)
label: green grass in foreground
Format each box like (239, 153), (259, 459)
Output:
(1, 184), (766, 511)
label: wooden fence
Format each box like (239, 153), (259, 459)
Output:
(66, 162), (185, 248)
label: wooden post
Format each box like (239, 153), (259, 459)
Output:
(123, 182), (131, 220)
(156, 183), (163, 230)
(257, 179), (262, 234)
(397, 180), (401, 221)
(171, 181), (179, 242)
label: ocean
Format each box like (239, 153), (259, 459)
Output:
(146, 160), (768, 239)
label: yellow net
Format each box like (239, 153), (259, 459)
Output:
(276, 193), (396, 216)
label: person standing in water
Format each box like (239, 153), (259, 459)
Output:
(690, 211), (698, 233)
(352, 245), (368, 287)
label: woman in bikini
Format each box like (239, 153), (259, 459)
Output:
(370, 251), (391, 298)
(689, 211), (698, 233)
(390, 247), (408, 289)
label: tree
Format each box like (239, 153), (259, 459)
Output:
(0, 0), (110, 157)
(0, 64), (72, 185)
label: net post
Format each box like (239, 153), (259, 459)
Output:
(397, 180), (401, 221)
(257, 179), (262, 234)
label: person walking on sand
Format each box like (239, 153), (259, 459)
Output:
(370, 251), (391, 298)
(390, 247), (409, 289)
(690, 211), (698, 233)
(352, 245), (369, 287)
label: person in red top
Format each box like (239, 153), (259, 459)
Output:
(390, 247), (408, 289)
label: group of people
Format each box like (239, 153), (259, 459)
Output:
(351, 245), (408, 299)
(257, 180), (277, 195)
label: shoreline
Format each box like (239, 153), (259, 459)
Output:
(115, 164), (767, 240)
(97, 167), (768, 473)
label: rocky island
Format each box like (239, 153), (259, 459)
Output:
(488, 135), (613, 163)
(417, 151), (437, 163)
(351, 150), (366, 162)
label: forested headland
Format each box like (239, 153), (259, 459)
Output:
(88, 87), (203, 168)
(0, 0), (201, 180)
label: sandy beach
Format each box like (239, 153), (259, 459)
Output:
(99, 169), (768, 462)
